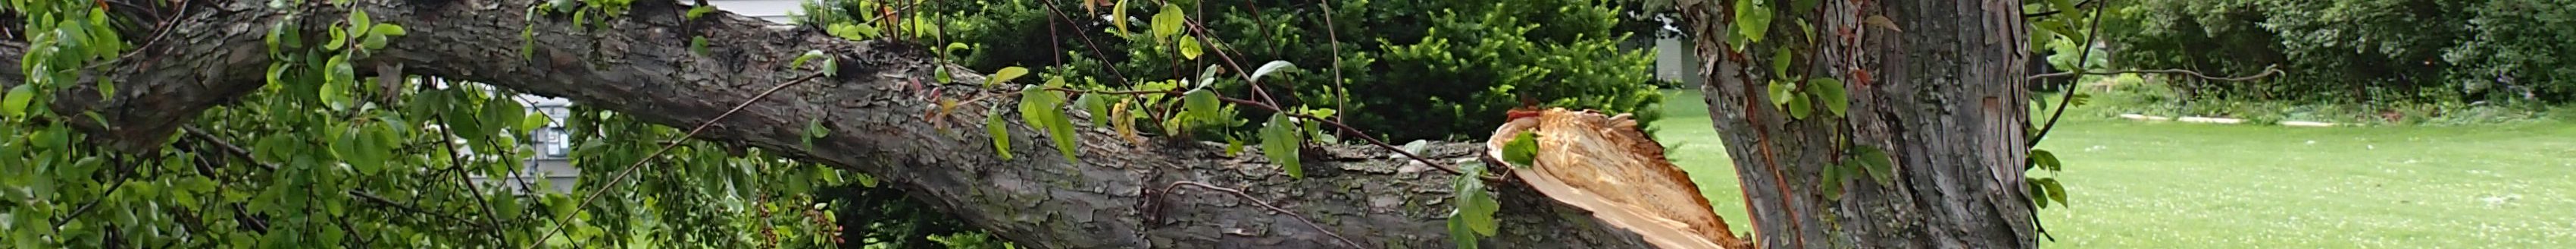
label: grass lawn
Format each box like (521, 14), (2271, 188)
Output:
(1650, 90), (2576, 247)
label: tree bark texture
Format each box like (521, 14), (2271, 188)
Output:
(1681, 0), (2038, 248)
(0, 0), (1674, 247)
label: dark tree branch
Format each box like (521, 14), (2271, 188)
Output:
(0, 0), (1680, 247)
(2024, 64), (2284, 82)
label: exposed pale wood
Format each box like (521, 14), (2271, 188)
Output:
(1483, 108), (1752, 249)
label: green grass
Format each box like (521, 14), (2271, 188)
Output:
(1651, 90), (2576, 247)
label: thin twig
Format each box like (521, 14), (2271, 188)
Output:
(52, 155), (129, 227)
(1159, 181), (1366, 248)
(1316, 0), (1349, 129)
(2024, 64), (2282, 82)
(433, 112), (516, 242)
(1216, 97), (1466, 175)
(526, 72), (829, 248)
(177, 125), (477, 223)
(1031, 1), (1140, 86)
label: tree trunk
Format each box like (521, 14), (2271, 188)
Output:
(0, 0), (1672, 247)
(1680, 0), (2039, 248)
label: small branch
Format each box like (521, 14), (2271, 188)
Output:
(1158, 181), (1367, 248)
(527, 72), (830, 247)
(1218, 96), (1471, 176)
(2024, 64), (2283, 82)
(433, 112), (516, 242)
(177, 125), (478, 223)
(52, 155), (130, 227)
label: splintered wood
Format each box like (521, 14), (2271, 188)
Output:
(1485, 108), (1752, 249)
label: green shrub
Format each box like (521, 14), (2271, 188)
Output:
(2110, 0), (2574, 106)
(850, 0), (1662, 141)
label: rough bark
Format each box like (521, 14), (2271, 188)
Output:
(0, 0), (1672, 247)
(1681, 0), (2038, 248)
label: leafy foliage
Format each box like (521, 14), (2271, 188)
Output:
(2110, 0), (2573, 105)
(1, 1), (855, 248)
(898, 0), (1665, 141)
(1446, 162), (1501, 249)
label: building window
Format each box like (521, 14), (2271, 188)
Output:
(537, 127), (571, 159)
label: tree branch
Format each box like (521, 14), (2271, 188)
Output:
(0, 0), (1671, 247)
(2024, 64), (2284, 82)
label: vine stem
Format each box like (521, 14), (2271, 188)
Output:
(1159, 181), (1367, 248)
(2022, 0), (2115, 242)
(2027, 0), (2113, 148)
(526, 72), (828, 248)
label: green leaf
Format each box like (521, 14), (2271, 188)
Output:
(361, 33), (389, 50)
(985, 105), (1013, 159)
(690, 36), (711, 55)
(1152, 4), (1185, 39)
(1177, 36), (1203, 60)
(1261, 113), (1302, 178)
(2030, 149), (2062, 172)
(481, 96), (527, 140)
(1853, 146), (1893, 184)
(351, 9), (374, 31)
(267, 22), (289, 53)
(1249, 60), (1297, 85)
(1074, 93), (1110, 121)
(1810, 77), (1847, 116)
(370, 24), (406, 37)
(1196, 64), (1224, 89)
(1768, 80), (1793, 106)
(1784, 92), (1812, 119)
(792, 50), (827, 68)
(806, 118), (830, 139)
(2027, 180), (2052, 209)
(986, 67), (1030, 87)
(822, 58), (840, 76)
(2046, 0), (2079, 16)
(325, 25), (348, 49)
(1771, 49), (1793, 77)
(1731, 0), (1772, 43)
(1224, 135), (1243, 156)
(1183, 89), (1218, 128)
(1449, 216), (1480, 249)
(686, 5), (716, 20)
(1502, 131), (1538, 168)
(1111, 0), (1130, 35)
(521, 111), (552, 132)
(1019, 85), (1079, 162)
(1449, 161), (1501, 247)
(2043, 178), (2069, 205)
(4, 84), (33, 117)
(936, 66), (953, 84)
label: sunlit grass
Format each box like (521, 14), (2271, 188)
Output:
(1652, 90), (2576, 247)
